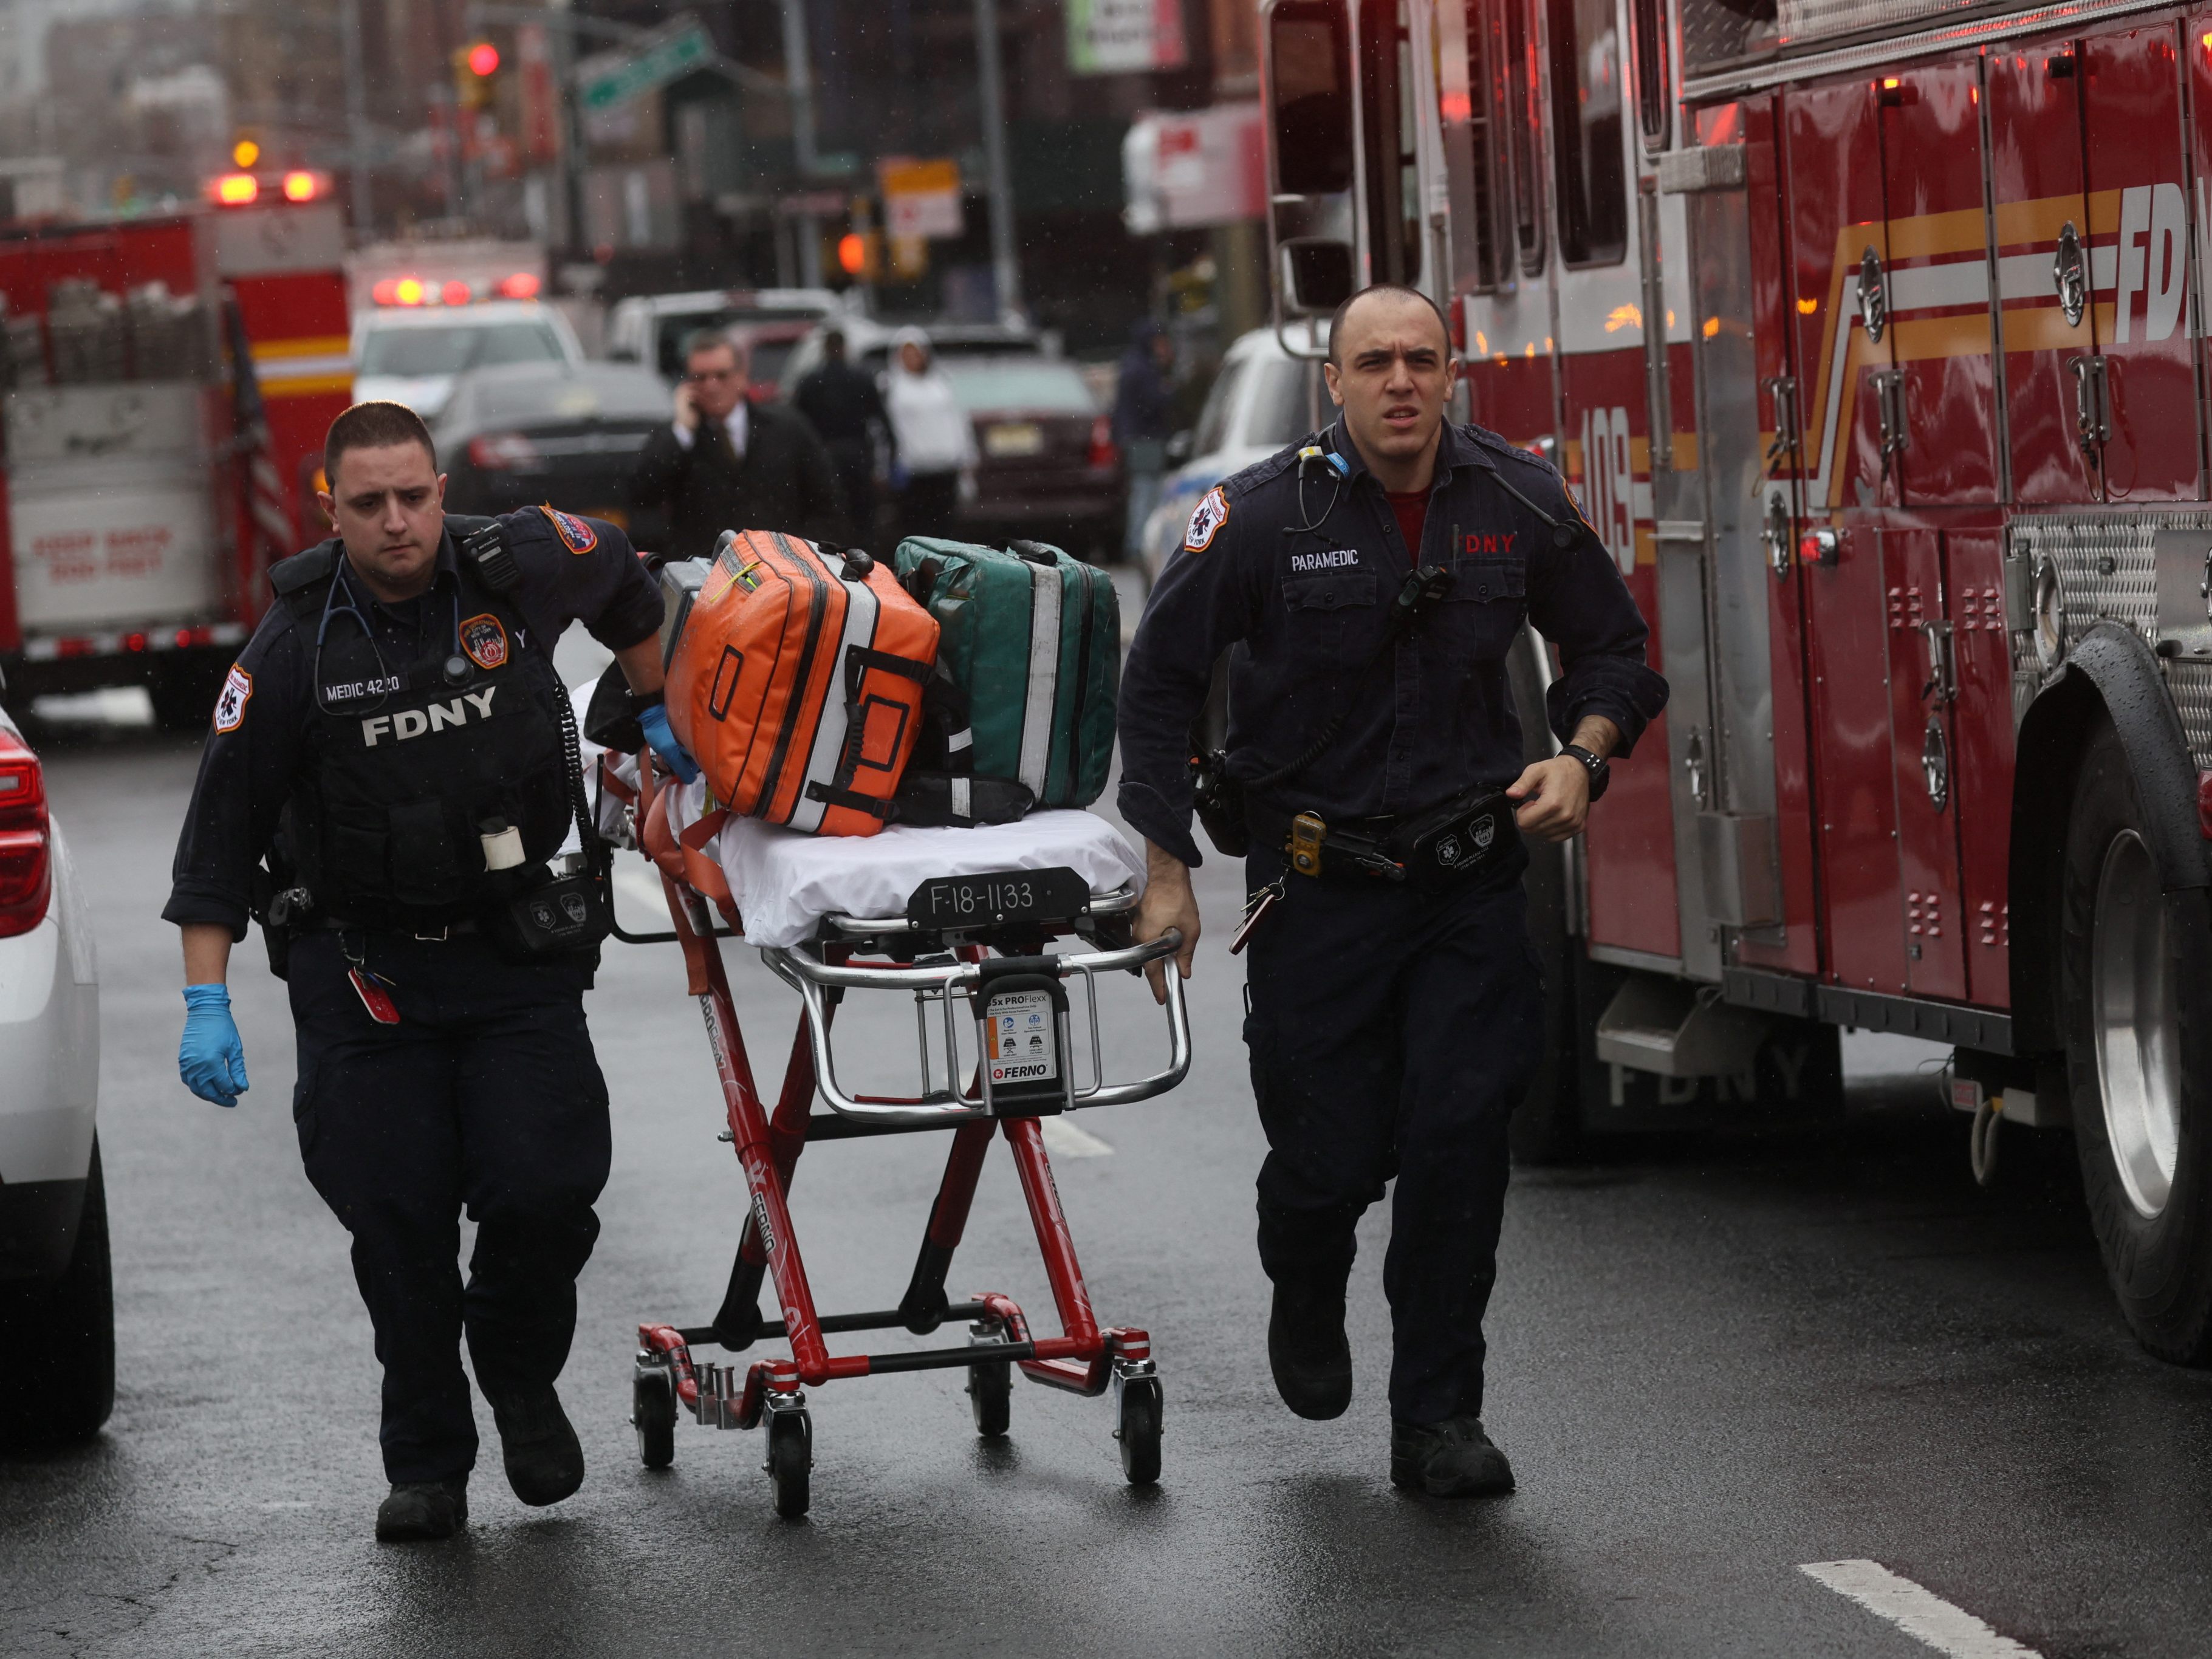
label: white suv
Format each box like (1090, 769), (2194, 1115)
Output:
(0, 707), (106, 1446)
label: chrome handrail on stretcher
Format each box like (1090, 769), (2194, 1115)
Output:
(760, 929), (1192, 1129)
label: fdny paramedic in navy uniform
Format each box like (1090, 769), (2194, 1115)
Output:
(1121, 284), (1667, 1497)
(163, 402), (691, 1542)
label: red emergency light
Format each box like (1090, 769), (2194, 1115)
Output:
(495, 272), (541, 299)
(282, 170), (323, 202)
(442, 280), (473, 306)
(211, 173), (259, 206)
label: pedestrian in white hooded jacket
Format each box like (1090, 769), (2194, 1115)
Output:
(882, 326), (975, 541)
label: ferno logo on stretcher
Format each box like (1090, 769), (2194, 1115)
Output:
(1793, 185), (2200, 509)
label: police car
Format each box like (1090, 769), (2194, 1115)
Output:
(0, 706), (106, 1446)
(1140, 324), (1326, 588)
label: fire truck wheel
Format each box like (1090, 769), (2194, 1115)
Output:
(0, 1138), (115, 1449)
(2062, 719), (2212, 1364)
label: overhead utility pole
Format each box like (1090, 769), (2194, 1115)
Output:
(779, 0), (824, 289)
(337, 0), (374, 234)
(973, 0), (1022, 321)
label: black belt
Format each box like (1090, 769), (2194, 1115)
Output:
(308, 914), (482, 938)
(1247, 788), (1522, 888)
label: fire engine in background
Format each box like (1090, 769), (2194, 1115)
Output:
(0, 171), (350, 729)
(1259, 0), (2212, 1361)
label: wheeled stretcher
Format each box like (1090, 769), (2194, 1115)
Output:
(597, 748), (1192, 1519)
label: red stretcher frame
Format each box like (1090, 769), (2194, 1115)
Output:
(616, 754), (1176, 1515)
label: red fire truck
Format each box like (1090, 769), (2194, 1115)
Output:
(0, 188), (351, 728)
(1258, 0), (2212, 1360)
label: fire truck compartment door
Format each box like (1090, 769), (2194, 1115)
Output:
(6, 383), (223, 632)
(1655, 521), (1721, 980)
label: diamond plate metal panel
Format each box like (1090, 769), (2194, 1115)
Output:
(2008, 512), (2212, 764)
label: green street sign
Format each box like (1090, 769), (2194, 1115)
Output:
(578, 24), (712, 112)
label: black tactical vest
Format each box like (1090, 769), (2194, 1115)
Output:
(273, 533), (571, 927)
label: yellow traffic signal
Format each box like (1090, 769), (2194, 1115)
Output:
(231, 138), (259, 169)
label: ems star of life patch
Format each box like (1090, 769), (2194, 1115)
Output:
(539, 504), (598, 554)
(213, 664), (252, 732)
(461, 613), (508, 671)
(1183, 486), (1230, 552)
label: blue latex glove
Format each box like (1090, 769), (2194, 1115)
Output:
(638, 700), (701, 785)
(180, 983), (248, 1107)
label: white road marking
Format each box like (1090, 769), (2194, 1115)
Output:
(1801, 1561), (2043, 1658)
(1039, 1117), (1114, 1158)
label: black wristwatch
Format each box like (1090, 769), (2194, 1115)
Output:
(1561, 742), (1610, 802)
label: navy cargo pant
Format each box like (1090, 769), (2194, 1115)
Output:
(1242, 847), (1545, 1426)
(287, 930), (612, 1486)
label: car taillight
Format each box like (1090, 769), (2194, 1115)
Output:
(0, 729), (52, 939)
(468, 433), (541, 470)
(1089, 417), (1118, 471)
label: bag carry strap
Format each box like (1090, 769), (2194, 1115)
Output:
(807, 773), (1035, 828)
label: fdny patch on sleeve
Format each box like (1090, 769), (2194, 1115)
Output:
(213, 664), (252, 733)
(460, 613), (509, 671)
(538, 504), (598, 555)
(1183, 486), (1230, 552)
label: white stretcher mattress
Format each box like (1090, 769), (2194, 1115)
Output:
(578, 680), (1147, 949)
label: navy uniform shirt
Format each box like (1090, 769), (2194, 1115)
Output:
(1117, 417), (1669, 867)
(164, 507), (663, 940)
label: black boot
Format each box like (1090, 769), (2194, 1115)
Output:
(489, 1387), (585, 1507)
(375, 1477), (469, 1541)
(1391, 1416), (1515, 1497)
(1267, 1281), (1352, 1420)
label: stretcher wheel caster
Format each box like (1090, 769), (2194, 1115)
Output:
(1114, 1362), (1162, 1486)
(632, 1356), (676, 1469)
(966, 1335), (1012, 1437)
(764, 1395), (812, 1519)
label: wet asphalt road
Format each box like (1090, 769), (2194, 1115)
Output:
(7, 693), (2212, 1659)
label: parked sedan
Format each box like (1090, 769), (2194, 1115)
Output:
(945, 355), (1123, 559)
(0, 708), (106, 1448)
(434, 360), (673, 553)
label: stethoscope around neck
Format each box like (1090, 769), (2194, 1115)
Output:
(312, 560), (473, 716)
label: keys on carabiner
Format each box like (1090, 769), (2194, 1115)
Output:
(1230, 876), (1287, 956)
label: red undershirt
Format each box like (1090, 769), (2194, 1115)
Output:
(1385, 489), (1430, 562)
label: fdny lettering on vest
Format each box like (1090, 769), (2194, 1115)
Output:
(213, 665), (252, 733)
(539, 505), (597, 554)
(1289, 548), (1361, 572)
(1460, 532), (1519, 556)
(1183, 486), (1229, 552)
(360, 686), (498, 747)
(460, 613), (508, 670)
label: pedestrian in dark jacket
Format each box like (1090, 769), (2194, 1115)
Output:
(631, 330), (847, 560)
(793, 326), (891, 541)
(1113, 319), (1177, 561)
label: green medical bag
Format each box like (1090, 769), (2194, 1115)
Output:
(892, 537), (1119, 810)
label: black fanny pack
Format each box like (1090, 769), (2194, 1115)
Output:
(1248, 787), (1521, 889)
(1387, 789), (1520, 886)
(483, 857), (612, 961)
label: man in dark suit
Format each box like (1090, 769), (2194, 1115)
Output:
(631, 330), (847, 560)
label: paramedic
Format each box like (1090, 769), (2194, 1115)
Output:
(1117, 284), (1667, 1497)
(163, 401), (693, 1543)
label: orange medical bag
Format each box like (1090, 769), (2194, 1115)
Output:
(665, 530), (939, 837)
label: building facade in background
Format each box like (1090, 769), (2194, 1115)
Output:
(0, 0), (1269, 353)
